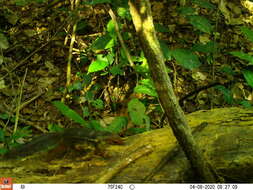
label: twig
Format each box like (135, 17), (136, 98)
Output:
(14, 68), (28, 133)
(95, 145), (153, 183)
(108, 8), (134, 68)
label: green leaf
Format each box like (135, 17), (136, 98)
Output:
(191, 0), (216, 9)
(91, 99), (104, 110)
(82, 106), (90, 117)
(12, 126), (32, 141)
(0, 129), (4, 142)
(192, 41), (218, 53)
(0, 148), (8, 155)
(178, 7), (197, 16)
(220, 66), (235, 76)
(47, 124), (64, 132)
(239, 100), (252, 108)
(84, 0), (111, 5)
(159, 40), (172, 60)
(215, 85), (233, 104)
(52, 101), (87, 127)
(243, 70), (253, 88)
(128, 98), (146, 125)
(15, 0), (29, 6)
(107, 116), (128, 133)
(0, 113), (9, 120)
(88, 54), (110, 73)
(0, 33), (9, 49)
(171, 49), (201, 70)
(87, 120), (104, 131)
(110, 65), (124, 75)
(240, 26), (253, 43)
(68, 81), (83, 92)
(91, 33), (115, 51)
(229, 51), (253, 64)
(134, 79), (158, 97)
(187, 15), (213, 33)
(155, 23), (170, 33)
(117, 7), (131, 20)
(107, 20), (116, 38)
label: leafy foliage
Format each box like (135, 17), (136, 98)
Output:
(187, 15), (213, 33)
(52, 101), (88, 127)
(171, 49), (201, 70)
(134, 79), (158, 97)
(128, 99), (150, 130)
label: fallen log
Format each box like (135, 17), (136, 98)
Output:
(1, 107), (253, 183)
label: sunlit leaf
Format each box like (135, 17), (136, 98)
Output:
(88, 54), (110, 73)
(134, 79), (158, 97)
(240, 26), (253, 43)
(91, 33), (115, 51)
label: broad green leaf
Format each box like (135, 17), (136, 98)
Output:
(128, 98), (146, 125)
(134, 79), (158, 97)
(240, 26), (253, 43)
(215, 85), (233, 104)
(88, 54), (110, 73)
(178, 7), (197, 16)
(229, 51), (253, 64)
(107, 116), (128, 133)
(171, 49), (201, 70)
(107, 20), (116, 38)
(52, 101), (87, 127)
(243, 70), (253, 88)
(0, 113), (9, 120)
(191, 0), (216, 9)
(159, 40), (172, 60)
(0, 33), (9, 49)
(87, 120), (104, 131)
(192, 41), (218, 53)
(239, 100), (252, 108)
(91, 33), (115, 51)
(187, 15), (213, 33)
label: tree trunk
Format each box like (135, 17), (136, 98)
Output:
(128, 0), (221, 182)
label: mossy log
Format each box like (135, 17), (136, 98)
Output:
(1, 107), (253, 183)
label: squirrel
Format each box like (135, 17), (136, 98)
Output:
(2, 127), (124, 160)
